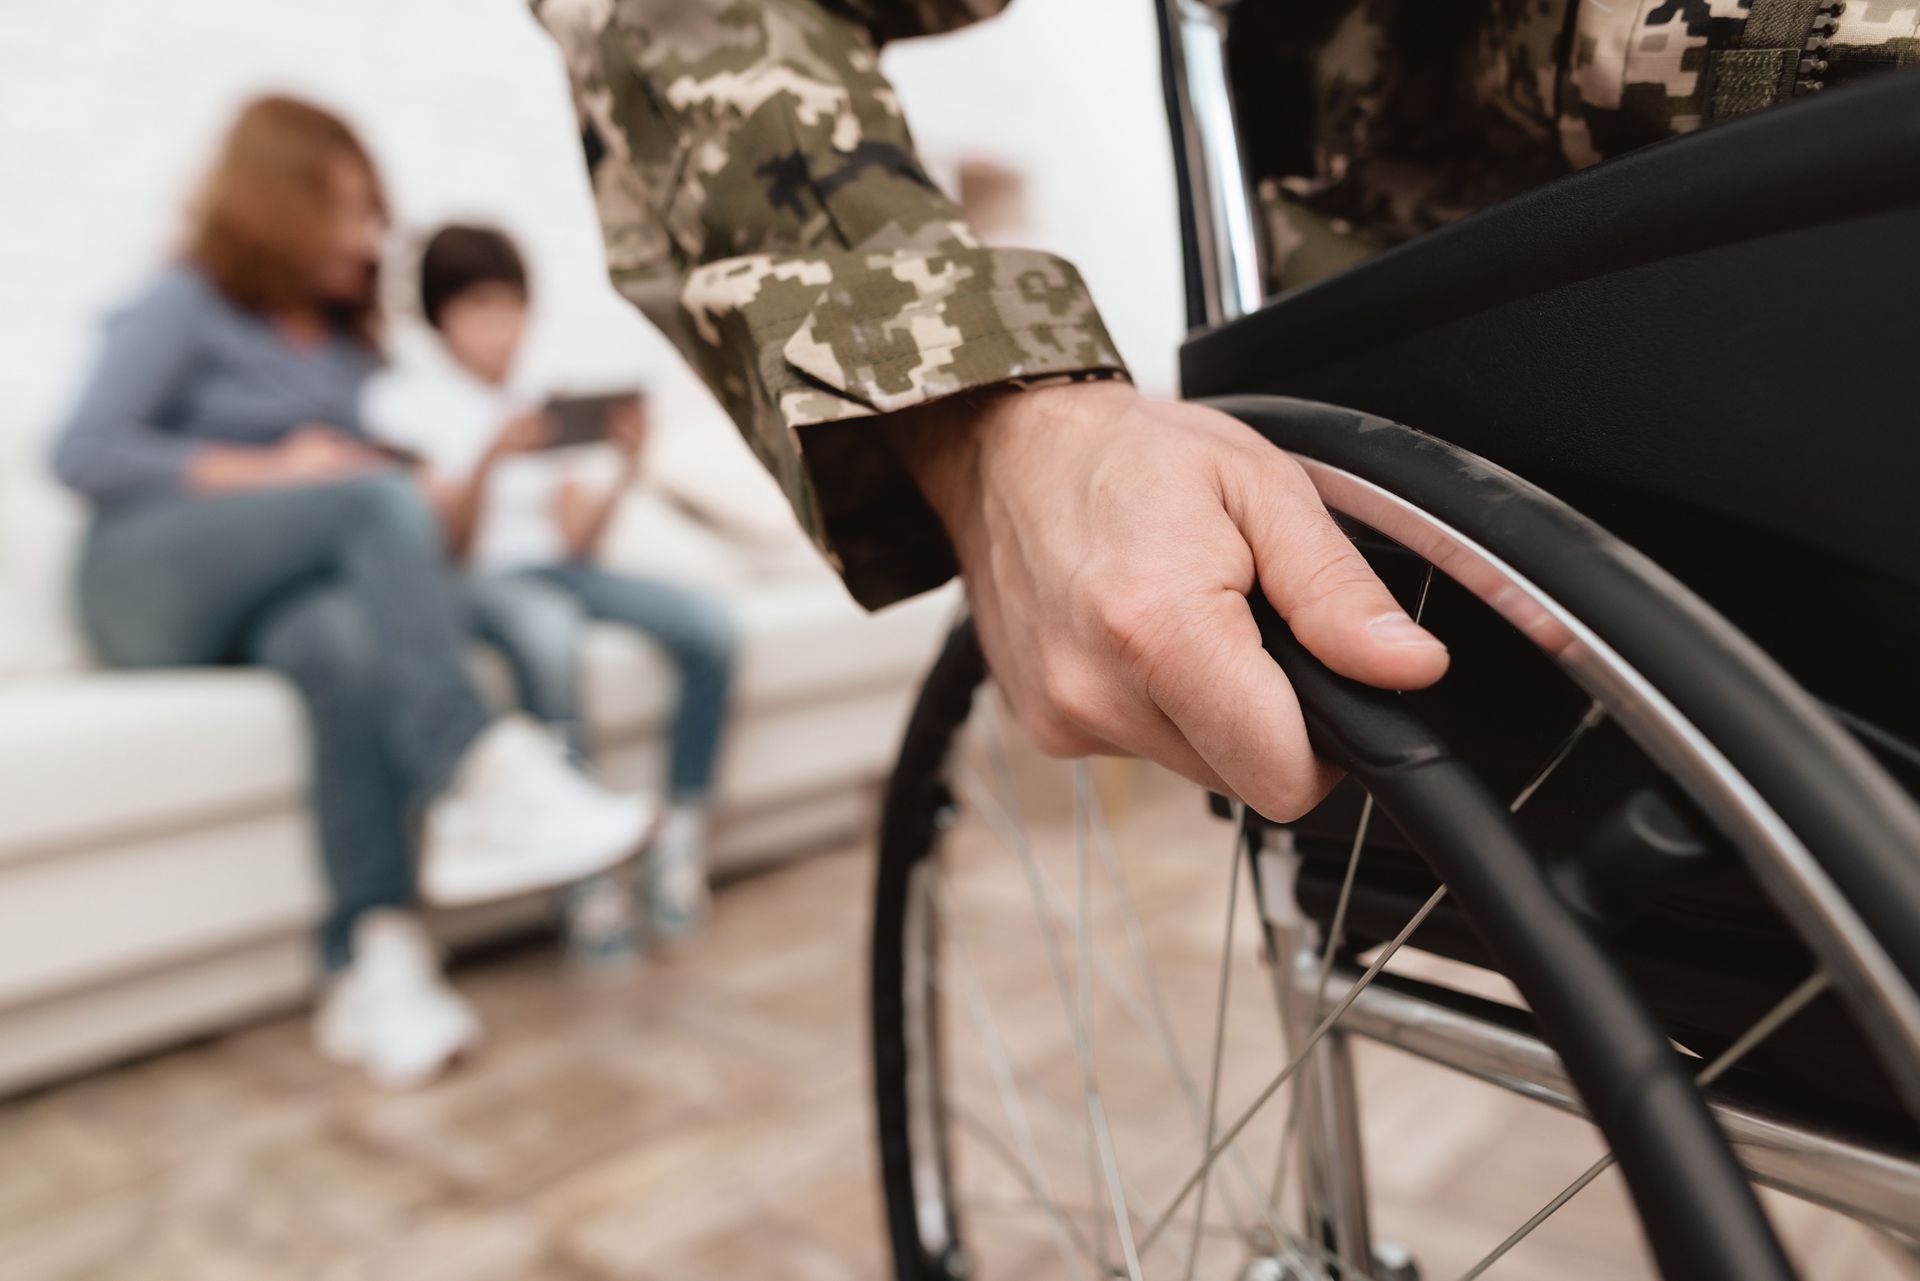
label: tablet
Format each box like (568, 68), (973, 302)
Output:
(543, 390), (643, 449)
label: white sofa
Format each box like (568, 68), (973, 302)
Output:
(0, 377), (954, 1095)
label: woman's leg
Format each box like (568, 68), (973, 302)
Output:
(80, 474), (492, 798)
(538, 566), (737, 801)
(77, 479), (652, 939)
(245, 584), (483, 1086)
(244, 584), (416, 970)
(464, 573), (593, 761)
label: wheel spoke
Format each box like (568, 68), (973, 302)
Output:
(948, 651), (1630, 1279)
(956, 1052), (1382, 1281)
(960, 729), (1308, 1270)
(945, 725), (1409, 1280)
(928, 869), (1096, 1280)
(1085, 784), (1270, 1237)
(1316, 794), (1375, 1009)
(1185, 809), (1247, 1281)
(976, 701), (1147, 1281)
(1509, 701), (1606, 814)
(1413, 563), (1436, 623)
(1141, 883), (1451, 1255)
(1453, 969), (1834, 1281)
(1259, 687), (1605, 1267)
(952, 1101), (1235, 1281)
(1271, 791), (1377, 1218)
(1072, 763), (1111, 1271)
(1274, 566), (1434, 1220)
(946, 1106), (1105, 1269)
(967, 759), (1304, 1256)
(966, 1191), (1249, 1246)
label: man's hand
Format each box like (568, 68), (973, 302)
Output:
(889, 381), (1449, 821)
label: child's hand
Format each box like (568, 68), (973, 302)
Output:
(416, 468), (461, 524)
(553, 476), (599, 549)
(608, 398), (648, 471)
(487, 411), (551, 461)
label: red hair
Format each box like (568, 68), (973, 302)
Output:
(186, 96), (387, 345)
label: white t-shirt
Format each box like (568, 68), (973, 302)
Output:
(362, 353), (582, 573)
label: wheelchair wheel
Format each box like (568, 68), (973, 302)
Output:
(870, 397), (1920, 1281)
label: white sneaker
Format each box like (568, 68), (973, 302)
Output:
(420, 715), (661, 908)
(313, 911), (481, 1090)
(563, 871), (641, 969)
(643, 804), (712, 949)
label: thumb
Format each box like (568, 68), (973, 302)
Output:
(1225, 463), (1449, 691)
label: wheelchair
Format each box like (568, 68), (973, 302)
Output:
(869, 4), (1920, 1279)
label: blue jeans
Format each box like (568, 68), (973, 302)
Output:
(77, 474), (496, 970)
(464, 565), (736, 799)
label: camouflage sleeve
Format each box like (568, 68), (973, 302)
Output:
(536, 0), (1127, 609)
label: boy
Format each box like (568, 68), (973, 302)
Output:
(364, 224), (736, 960)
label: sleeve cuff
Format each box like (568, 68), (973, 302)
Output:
(679, 245), (1128, 609)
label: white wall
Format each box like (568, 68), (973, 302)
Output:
(0, 0), (658, 447)
(885, 0), (1185, 397)
(0, 0), (1185, 667)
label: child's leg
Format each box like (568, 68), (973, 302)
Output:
(540, 567), (737, 801)
(466, 571), (643, 965)
(541, 566), (737, 945)
(465, 572), (593, 760)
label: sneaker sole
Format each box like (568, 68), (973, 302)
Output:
(420, 805), (663, 909)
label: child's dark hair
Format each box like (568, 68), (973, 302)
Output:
(419, 224), (527, 329)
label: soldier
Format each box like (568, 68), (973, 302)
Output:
(530, 0), (1916, 819)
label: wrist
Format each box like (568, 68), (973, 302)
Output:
(886, 380), (1140, 545)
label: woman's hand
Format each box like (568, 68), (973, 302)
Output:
(889, 381), (1450, 821)
(189, 425), (387, 493)
(273, 426), (386, 480)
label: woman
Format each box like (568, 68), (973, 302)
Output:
(51, 97), (657, 1089)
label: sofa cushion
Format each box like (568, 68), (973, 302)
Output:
(0, 671), (311, 866)
(582, 579), (956, 741)
(0, 582), (954, 863)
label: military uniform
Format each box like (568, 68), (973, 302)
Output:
(533, 0), (1918, 607)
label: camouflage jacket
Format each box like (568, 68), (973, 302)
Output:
(537, 0), (1918, 608)
(534, 0), (1126, 609)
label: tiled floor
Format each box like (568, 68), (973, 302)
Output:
(0, 761), (1911, 1280)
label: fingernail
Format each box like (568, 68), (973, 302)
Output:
(1368, 611), (1446, 649)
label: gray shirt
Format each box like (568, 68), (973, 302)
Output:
(51, 263), (379, 506)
